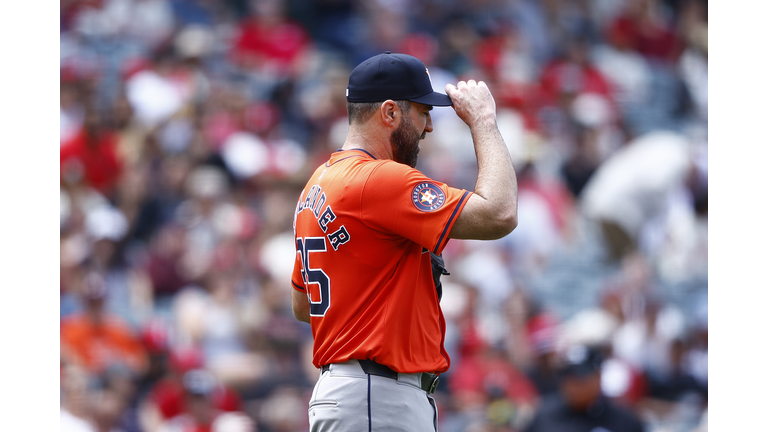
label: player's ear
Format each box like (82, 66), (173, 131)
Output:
(380, 100), (398, 127)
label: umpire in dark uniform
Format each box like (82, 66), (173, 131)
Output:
(523, 344), (645, 432)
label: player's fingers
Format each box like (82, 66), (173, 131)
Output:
(467, 79), (477, 87)
(445, 83), (457, 95)
(478, 80), (488, 89)
(456, 80), (467, 90)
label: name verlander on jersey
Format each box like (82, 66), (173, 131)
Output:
(294, 184), (351, 251)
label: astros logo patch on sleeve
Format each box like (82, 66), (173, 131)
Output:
(412, 182), (446, 212)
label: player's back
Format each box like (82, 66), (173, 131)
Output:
(292, 149), (451, 373)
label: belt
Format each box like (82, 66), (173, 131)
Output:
(321, 359), (440, 394)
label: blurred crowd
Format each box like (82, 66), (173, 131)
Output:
(60, 0), (707, 431)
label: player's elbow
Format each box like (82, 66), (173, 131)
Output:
(491, 207), (518, 238)
(474, 207), (517, 240)
(451, 196), (518, 240)
(501, 210), (518, 235)
(477, 189), (518, 239)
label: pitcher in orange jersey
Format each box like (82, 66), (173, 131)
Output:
(291, 52), (519, 432)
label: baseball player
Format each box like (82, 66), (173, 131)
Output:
(291, 52), (519, 431)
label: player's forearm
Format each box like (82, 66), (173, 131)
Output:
(445, 80), (518, 240)
(469, 118), (519, 236)
(292, 289), (311, 323)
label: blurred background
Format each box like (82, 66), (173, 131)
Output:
(59, 0), (707, 431)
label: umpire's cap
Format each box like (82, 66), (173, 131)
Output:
(346, 52), (453, 106)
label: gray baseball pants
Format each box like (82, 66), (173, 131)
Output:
(308, 359), (438, 431)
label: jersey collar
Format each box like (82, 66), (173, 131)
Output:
(327, 148), (378, 166)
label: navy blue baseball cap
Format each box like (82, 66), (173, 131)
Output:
(347, 52), (453, 106)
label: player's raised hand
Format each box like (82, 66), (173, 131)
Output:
(445, 80), (497, 128)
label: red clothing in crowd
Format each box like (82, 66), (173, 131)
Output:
(608, 15), (682, 61)
(451, 351), (539, 403)
(148, 378), (242, 420)
(60, 127), (123, 192)
(231, 17), (309, 72)
(539, 59), (614, 102)
(450, 318), (539, 403)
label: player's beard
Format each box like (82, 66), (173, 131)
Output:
(391, 115), (426, 168)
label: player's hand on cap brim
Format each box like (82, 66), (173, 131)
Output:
(445, 80), (497, 127)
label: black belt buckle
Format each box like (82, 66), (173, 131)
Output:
(421, 373), (439, 394)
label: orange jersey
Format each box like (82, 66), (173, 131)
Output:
(60, 314), (148, 375)
(291, 149), (471, 374)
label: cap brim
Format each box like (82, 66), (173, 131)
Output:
(409, 91), (453, 107)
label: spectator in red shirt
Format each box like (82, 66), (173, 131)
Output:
(536, 36), (619, 153)
(139, 348), (242, 432)
(448, 290), (539, 428)
(451, 344), (539, 407)
(539, 36), (615, 107)
(61, 105), (124, 194)
(231, 0), (310, 78)
(607, 0), (683, 62)
(153, 369), (248, 432)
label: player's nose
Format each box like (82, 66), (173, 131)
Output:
(423, 113), (433, 135)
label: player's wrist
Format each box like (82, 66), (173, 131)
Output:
(468, 114), (498, 133)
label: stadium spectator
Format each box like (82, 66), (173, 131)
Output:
(69, 0), (175, 51)
(61, 365), (97, 432)
(230, 0), (310, 100)
(606, 0), (682, 63)
(171, 271), (268, 388)
(645, 337), (707, 402)
(592, 19), (652, 111)
(155, 369), (239, 432)
(560, 124), (603, 199)
(523, 344), (645, 432)
(538, 36), (615, 108)
(676, 0), (708, 122)
(523, 313), (561, 397)
(61, 78), (87, 144)
(92, 365), (142, 432)
(580, 131), (693, 262)
(61, 272), (149, 377)
(60, 104), (124, 194)
(535, 35), (619, 165)
(504, 162), (574, 274)
(140, 348), (242, 432)
(125, 48), (190, 131)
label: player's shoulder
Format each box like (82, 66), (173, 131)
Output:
(366, 158), (422, 180)
(327, 156), (418, 188)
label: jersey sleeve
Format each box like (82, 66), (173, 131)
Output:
(360, 161), (471, 255)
